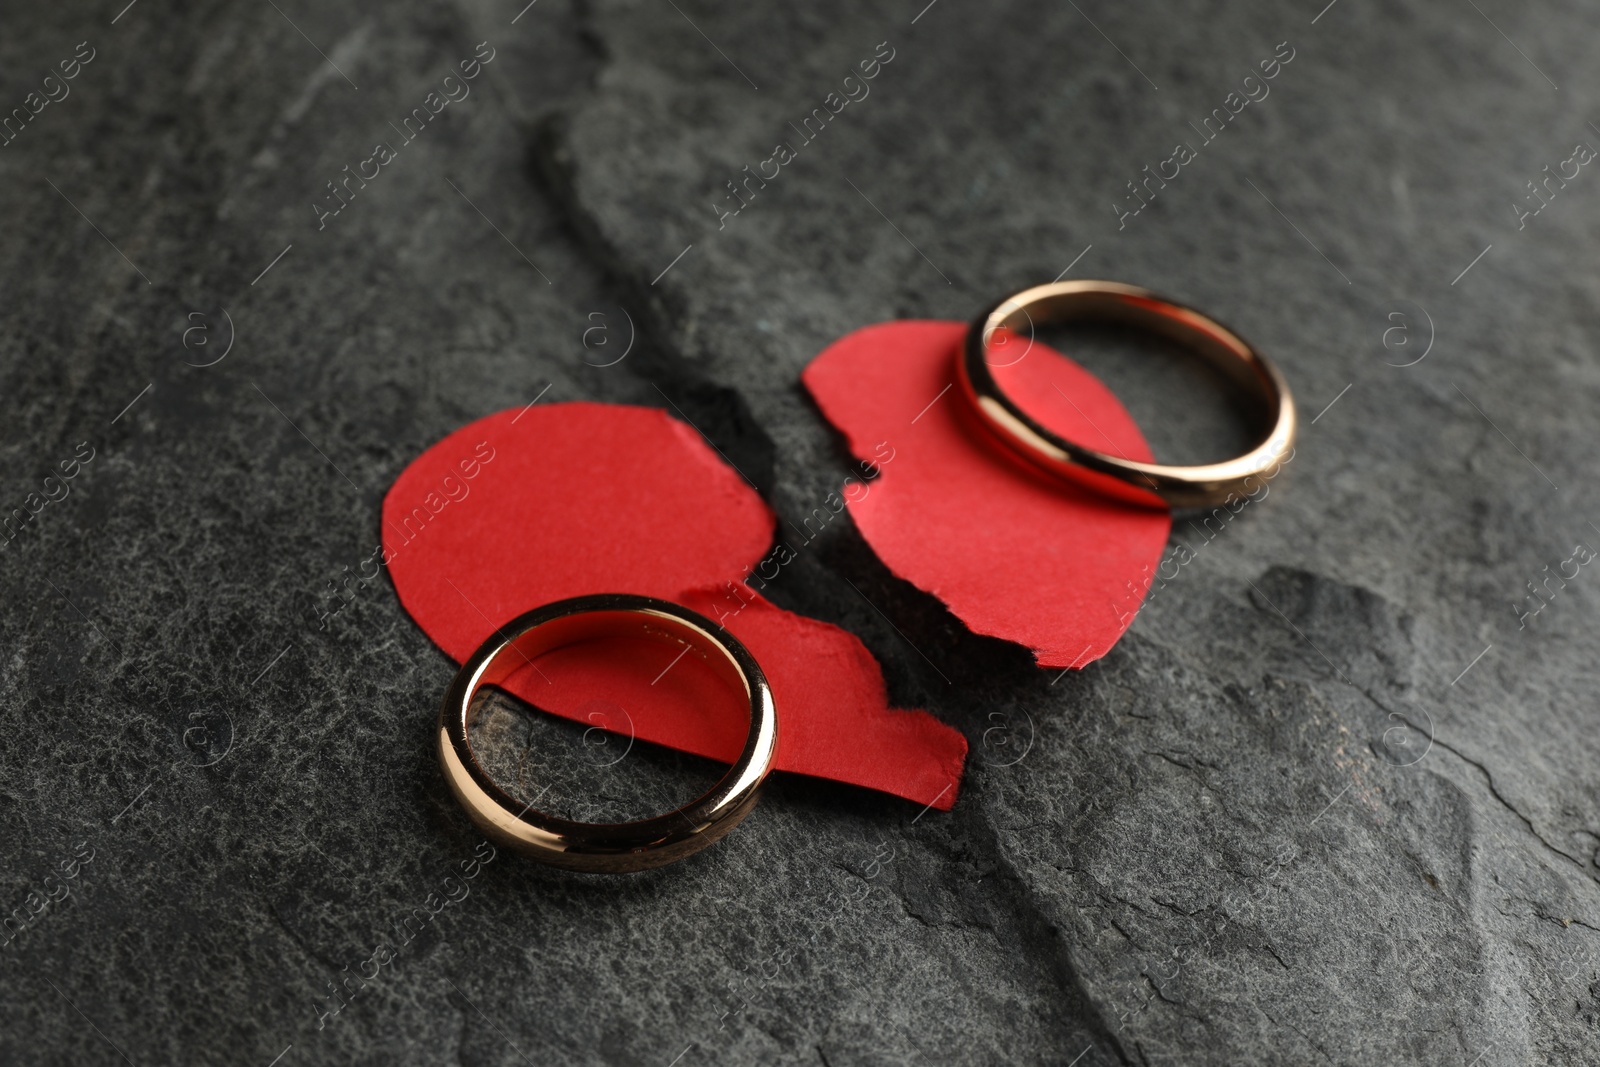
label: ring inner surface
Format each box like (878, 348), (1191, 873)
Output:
(465, 609), (753, 828)
(475, 609), (750, 698)
(986, 291), (1279, 448)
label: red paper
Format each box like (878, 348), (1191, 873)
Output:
(802, 321), (1171, 670)
(383, 402), (966, 810)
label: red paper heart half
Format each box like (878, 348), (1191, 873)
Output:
(802, 321), (1171, 670)
(383, 401), (967, 810)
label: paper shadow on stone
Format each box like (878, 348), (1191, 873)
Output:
(801, 505), (1052, 717)
(645, 377), (779, 502)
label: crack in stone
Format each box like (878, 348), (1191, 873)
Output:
(1259, 1006), (1335, 1064)
(954, 802), (1140, 1067)
(1378, 702), (1591, 876)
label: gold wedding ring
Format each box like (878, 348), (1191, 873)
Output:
(959, 280), (1296, 509)
(437, 594), (778, 872)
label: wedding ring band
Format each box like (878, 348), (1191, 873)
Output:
(437, 593), (778, 872)
(959, 280), (1296, 509)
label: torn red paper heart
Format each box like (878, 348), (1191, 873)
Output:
(803, 321), (1171, 670)
(383, 401), (966, 810)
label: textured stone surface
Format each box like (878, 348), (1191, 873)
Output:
(2, 1), (1600, 1064)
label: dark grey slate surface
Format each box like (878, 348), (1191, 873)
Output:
(2, 1), (1599, 1064)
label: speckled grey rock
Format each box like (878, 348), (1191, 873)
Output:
(1, 1), (1598, 1064)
